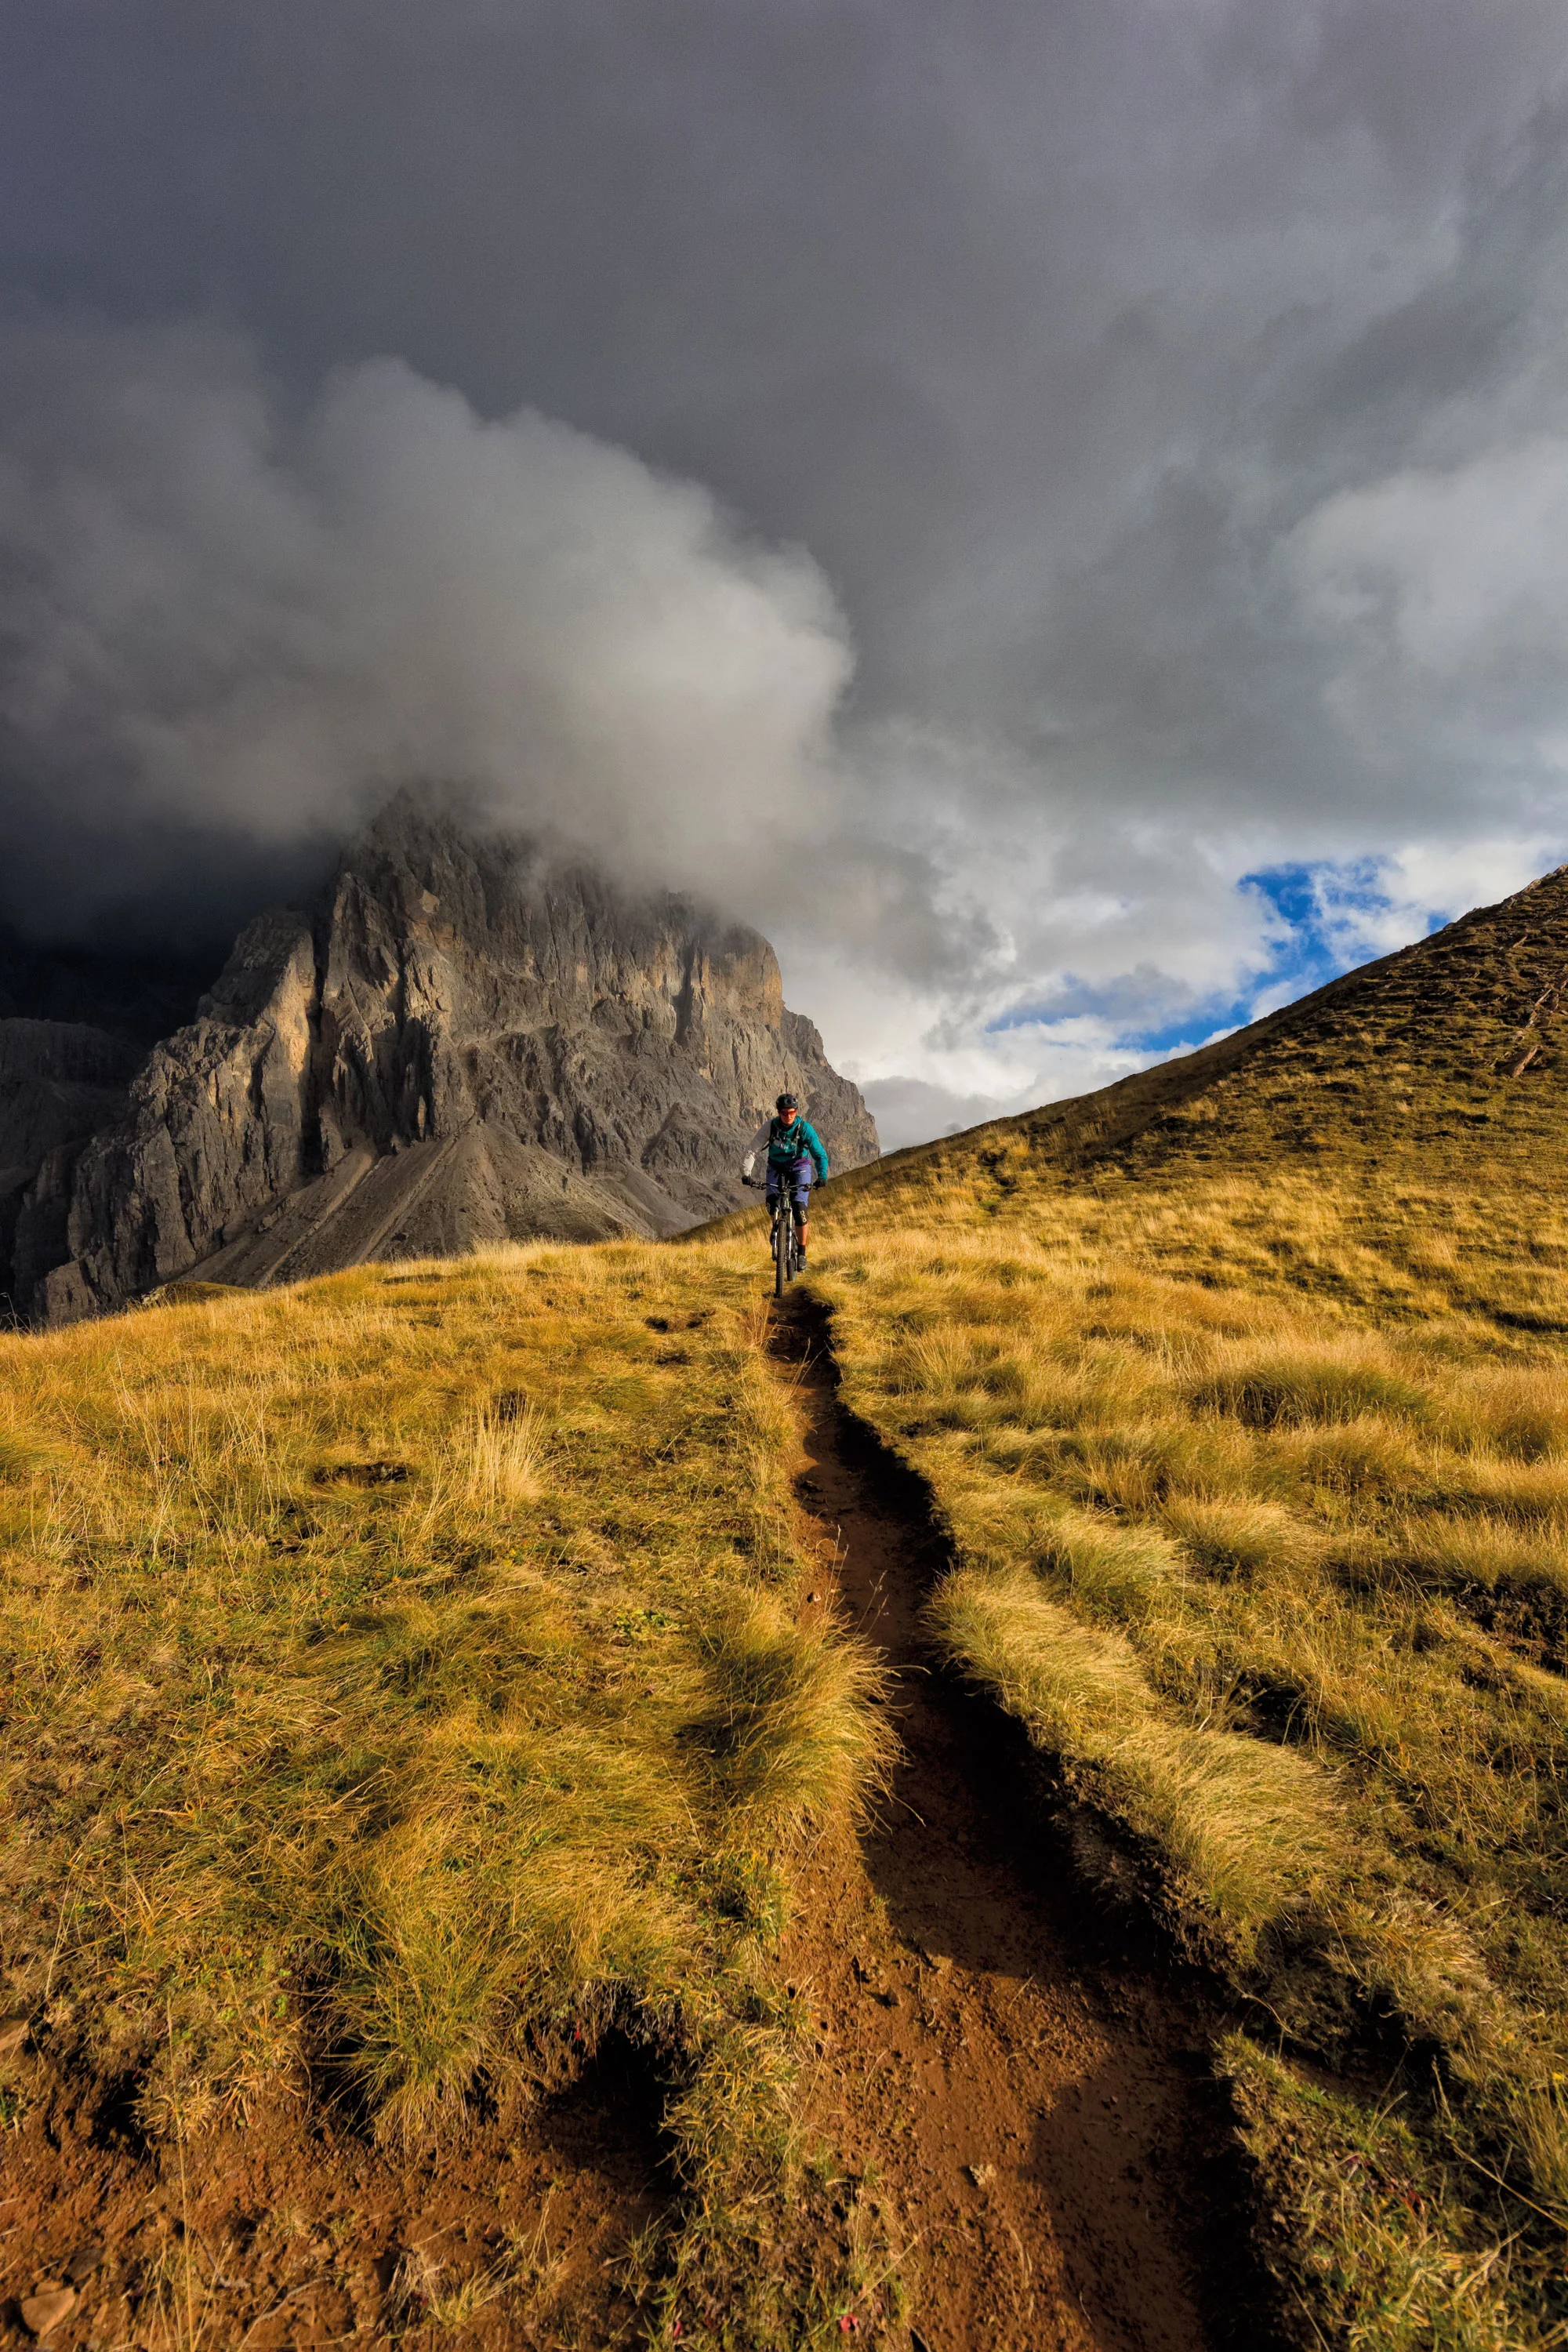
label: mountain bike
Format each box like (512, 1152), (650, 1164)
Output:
(743, 1171), (807, 1295)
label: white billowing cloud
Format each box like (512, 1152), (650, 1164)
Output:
(1305, 839), (1567, 968)
(0, 317), (852, 901)
(1386, 837), (1567, 920)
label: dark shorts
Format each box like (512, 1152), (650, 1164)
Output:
(765, 1156), (813, 1214)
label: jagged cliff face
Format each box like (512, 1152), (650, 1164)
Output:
(0, 1021), (146, 1309)
(6, 808), (878, 1323)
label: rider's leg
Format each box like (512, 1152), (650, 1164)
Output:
(765, 1167), (782, 1247)
(794, 1161), (812, 1254)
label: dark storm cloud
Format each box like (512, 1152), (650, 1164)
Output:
(2, 1), (1566, 1134)
(0, 321), (868, 935)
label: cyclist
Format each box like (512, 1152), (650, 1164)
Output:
(742, 1093), (829, 1261)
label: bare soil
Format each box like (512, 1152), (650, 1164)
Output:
(0, 2033), (668, 2347)
(775, 1294), (1250, 2352)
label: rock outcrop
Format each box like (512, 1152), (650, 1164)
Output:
(0, 1019), (149, 1313)
(7, 804), (878, 1322)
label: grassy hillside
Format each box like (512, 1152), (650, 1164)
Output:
(0, 1242), (888, 2344)
(797, 868), (1568, 2350)
(842, 858), (1568, 1206)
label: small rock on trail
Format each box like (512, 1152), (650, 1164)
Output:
(20, 2286), (78, 2338)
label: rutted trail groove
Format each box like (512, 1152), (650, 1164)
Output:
(774, 1296), (1236, 2352)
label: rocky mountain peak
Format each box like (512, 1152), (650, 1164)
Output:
(5, 803), (877, 1323)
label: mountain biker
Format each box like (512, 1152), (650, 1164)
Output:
(741, 1093), (829, 1261)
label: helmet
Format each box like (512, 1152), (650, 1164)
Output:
(775, 1091), (797, 1112)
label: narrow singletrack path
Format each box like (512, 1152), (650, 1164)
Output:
(775, 1298), (1239, 2352)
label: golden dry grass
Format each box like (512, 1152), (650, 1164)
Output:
(795, 1153), (1568, 2347)
(0, 1236), (890, 2339)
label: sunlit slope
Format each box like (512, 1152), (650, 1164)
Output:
(809, 1204), (1568, 2343)
(794, 869), (1568, 2349)
(0, 1243), (886, 2337)
(836, 859), (1568, 1206)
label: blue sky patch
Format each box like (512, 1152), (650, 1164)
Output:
(986, 856), (1451, 1062)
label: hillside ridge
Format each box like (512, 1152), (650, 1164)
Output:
(836, 860), (1568, 1199)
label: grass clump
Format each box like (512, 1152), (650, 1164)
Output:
(936, 1563), (1337, 1959)
(452, 1396), (547, 1508)
(1189, 1346), (1430, 1431)
(1222, 2034), (1547, 2352)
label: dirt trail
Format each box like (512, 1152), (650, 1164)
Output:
(776, 1297), (1239, 2352)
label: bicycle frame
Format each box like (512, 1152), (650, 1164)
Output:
(771, 1168), (804, 1296)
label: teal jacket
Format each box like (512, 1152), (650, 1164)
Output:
(743, 1114), (829, 1181)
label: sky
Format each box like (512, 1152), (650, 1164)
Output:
(2, 1), (1566, 1147)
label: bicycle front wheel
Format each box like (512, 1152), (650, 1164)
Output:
(774, 1200), (788, 1298)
